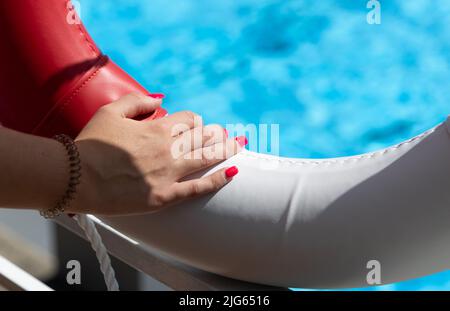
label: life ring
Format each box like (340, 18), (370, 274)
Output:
(1, 0), (450, 288)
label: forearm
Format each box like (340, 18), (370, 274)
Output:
(0, 127), (68, 210)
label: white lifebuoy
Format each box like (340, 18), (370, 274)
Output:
(102, 118), (450, 288)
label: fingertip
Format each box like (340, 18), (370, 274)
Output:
(145, 94), (163, 106)
(115, 92), (164, 118)
(148, 93), (165, 99)
(235, 136), (248, 147)
(225, 166), (239, 179)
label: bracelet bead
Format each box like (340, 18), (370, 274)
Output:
(40, 134), (82, 219)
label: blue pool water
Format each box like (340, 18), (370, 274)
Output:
(79, 0), (450, 290)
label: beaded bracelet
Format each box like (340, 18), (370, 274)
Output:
(40, 134), (82, 219)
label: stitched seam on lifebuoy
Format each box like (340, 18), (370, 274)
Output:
(66, 0), (97, 55)
(76, 23), (97, 56)
(55, 63), (104, 116)
(31, 2), (101, 135)
(240, 124), (438, 166)
(31, 55), (108, 134)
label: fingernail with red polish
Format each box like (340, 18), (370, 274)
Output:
(225, 166), (239, 179)
(148, 93), (165, 99)
(224, 129), (229, 138)
(235, 136), (248, 147)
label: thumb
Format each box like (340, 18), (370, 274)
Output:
(110, 92), (163, 119)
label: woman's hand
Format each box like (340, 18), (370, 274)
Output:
(71, 93), (245, 216)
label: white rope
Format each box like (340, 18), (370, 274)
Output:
(74, 214), (119, 291)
